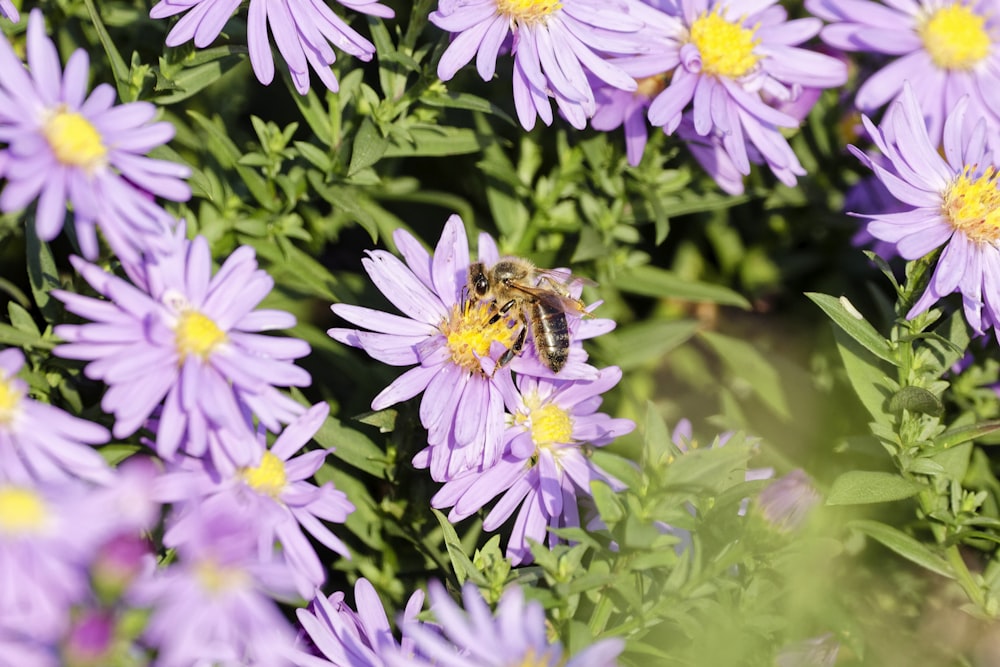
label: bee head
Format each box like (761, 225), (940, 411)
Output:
(468, 262), (490, 297)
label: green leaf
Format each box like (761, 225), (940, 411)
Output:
(312, 415), (389, 478)
(25, 223), (61, 325)
(591, 480), (625, 523)
(595, 320), (699, 371)
(154, 55), (243, 105)
(848, 519), (954, 579)
(827, 471), (925, 505)
(832, 325), (896, 425)
(384, 125), (487, 158)
(887, 386), (944, 417)
(82, 0), (130, 100)
(806, 292), (896, 364)
(614, 265), (751, 309)
(932, 420), (1000, 451)
(0, 322), (46, 348)
(349, 118), (389, 175)
(432, 509), (478, 587)
(423, 91), (516, 126)
(700, 331), (791, 420)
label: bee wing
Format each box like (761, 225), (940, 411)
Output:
(533, 268), (597, 288)
(509, 282), (590, 316)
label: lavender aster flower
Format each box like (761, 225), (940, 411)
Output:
(131, 498), (299, 667)
(0, 10), (190, 262)
(430, 0), (665, 130)
(755, 468), (821, 532)
(53, 229), (310, 467)
(850, 84), (1000, 335)
(150, 0), (393, 95)
(0, 348), (112, 484)
(393, 581), (623, 667)
(292, 578), (425, 667)
(808, 0), (1000, 147)
(155, 402), (354, 597)
(640, 0), (847, 186)
(431, 367), (633, 564)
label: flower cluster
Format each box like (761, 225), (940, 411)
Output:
(331, 215), (634, 563)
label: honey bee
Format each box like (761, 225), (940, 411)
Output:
(466, 257), (590, 373)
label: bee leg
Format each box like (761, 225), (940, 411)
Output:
(488, 299), (518, 325)
(497, 324), (527, 368)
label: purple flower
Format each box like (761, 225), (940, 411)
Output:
(808, 0), (1000, 149)
(0, 10), (190, 262)
(150, 0), (393, 95)
(0, 628), (57, 667)
(393, 581), (623, 667)
(0, 479), (101, 642)
(430, 0), (664, 130)
(776, 633), (840, 667)
(431, 367), (633, 564)
(850, 83), (1000, 336)
(639, 0), (847, 186)
(131, 497), (299, 667)
(0, 347), (112, 485)
(845, 172), (909, 259)
(755, 468), (821, 532)
(155, 402), (354, 597)
(0, 2), (17, 22)
(292, 578), (425, 667)
(53, 228), (311, 467)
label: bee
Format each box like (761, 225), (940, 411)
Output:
(466, 257), (589, 373)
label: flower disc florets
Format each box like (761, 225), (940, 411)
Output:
(443, 301), (520, 375)
(497, 0), (562, 23)
(689, 9), (761, 78)
(942, 166), (1000, 243)
(918, 3), (991, 70)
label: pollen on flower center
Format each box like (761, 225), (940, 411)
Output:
(511, 648), (553, 667)
(919, 4), (991, 70)
(529, 402), (574, 448)
(942, 166), (1000, 243)
(42, 109), (107, 169)
(442, 301), (519, 374)
(0, 487), (47, 534)
(496, 0), (562, 23)
(240, 451), (287, 498)
(175, 311), (227, 362)
(689, 10), (761, 78)
(194, 558), (251, 594)
(0, 377), (23, 426)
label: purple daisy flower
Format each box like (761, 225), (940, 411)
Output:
(808, 0), (1000, 148)
(392, 581), (623, 667)
(53, 228), (311, 467)
(150, 0), (393, 95)
(429, 0), (666, 130)
(0, 10), (190, 262)
(638, 0), (847, 186)
(0, 2), (18, 22)
(431, 367), (633, 564)
(292, 577), (425, 667)
(131, 497), (299, 667)
(850, 83), (1000, 335)
(155, 402), (354, 597)
(0, 348), (112, 485)
(0, 479), (102, 643)
(755, 468), (821, 532)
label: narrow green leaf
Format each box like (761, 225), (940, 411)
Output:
(848, 519), (954, 579)
(932, 420), (1000, 450)
(432, 509), (477, 586)
(154, 57), (243, 105)
(615, 265), (751, 309)
(25, 225), (61, 325)
(700, 331), (791, 420)
(82, 0), (130, 100)
(806, 292), (896, 364)
(349, 118), (389, 175)
(0, 322), (47, 348)
(384, 126), (487, 158)
(590, 480), (625, 523)
(832, 326), (895, 425)
(423, 91), (516, 126)
(595, 320), (699, 371)
(827, 471), (924, 505)
(312, 415), (389, 478)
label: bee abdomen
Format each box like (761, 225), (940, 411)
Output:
(532, 305), (570, 373)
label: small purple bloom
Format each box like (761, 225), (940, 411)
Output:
(131, 497), (299, 667)
(756, 469), (821, 532)
(430, 0), (664, 130)
(393, 581), (623, 667)
(850, 83), (1000, 336)
(776, 633), (840, 667)
(0, 10), (190, 262)
(0, 347), (112, 485)
(155, 402), (354, 597)
(53, 228), (311, 467)
(808, 0), (1000, 149)
(150, 0), (393, 95)
(639, 0), (847, 186)
(431, 367), (633, 564)
(292, 577), (425, 667)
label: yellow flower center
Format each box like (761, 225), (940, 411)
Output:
(194, 558), (251, 594)
(511, 649), (554, 667)
(442, 301), (519, 374)
(175, 311), (227, 362)
(240, 451), (287, 499)
(42, 109), (107, 169)
(919, 4), (992, 70)
(0, 487), (47, 534)
(942, 166), (1000, 243)
(0, 376), (23, 426)
(496, 0), (562, 23)
(689, 9), (761, 78)
(528, 402), (574, 448)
